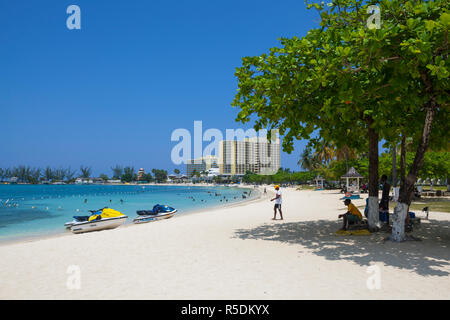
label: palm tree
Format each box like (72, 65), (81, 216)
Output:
(298, 148), (318, 171)
(14, 166), (27, 183)
(122, 166), (136, 182)
(28, 167), (41, 184)
(111, 165), (123, 179)
(44, 166), (54, 181)
(313, 143), (336, 165)
(54, 167), (66, 181)
(80, 166), (92, 179)
(65, 167), (77, 181)
(5, 168), (11, 180)
(334, 144), (357, 173)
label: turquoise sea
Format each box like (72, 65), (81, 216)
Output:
(0, 184), (256, 242)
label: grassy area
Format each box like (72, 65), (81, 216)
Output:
(392, 199), (450, 213)
(296, 185), (317, 190)
(420, 185), (448, 191)
(356, 198), (450, 213)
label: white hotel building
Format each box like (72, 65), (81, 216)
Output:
(186, 155), (219, 176)
(218, 136), (281, 176)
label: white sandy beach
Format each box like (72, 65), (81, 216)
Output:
(0, 187), (449, 300)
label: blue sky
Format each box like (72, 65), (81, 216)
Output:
(0, 0), (321, 176)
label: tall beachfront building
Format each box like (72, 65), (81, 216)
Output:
(218, 137), (281, 175)
(186, 155), (219, 176)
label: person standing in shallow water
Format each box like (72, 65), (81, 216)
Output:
(270, 185), (283, 220)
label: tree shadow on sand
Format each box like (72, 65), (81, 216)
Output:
(234, 219), (450, 277)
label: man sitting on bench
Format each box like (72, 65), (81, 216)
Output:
(339, 199), (363, 230)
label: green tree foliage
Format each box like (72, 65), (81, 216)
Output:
(140, 173), (153, 182)
(190, 169), (200, 178)
(0, 166), (79, 184)
(298, 147), (319, 171)
(53, 168), (67, 181)
(420, 151), (450, 179)
(44, 166), (54, 181)
(232, 0), (449, 210)
(122, 166), (136, 182)
(309, 151), (449, 183)
(152, 169), (168, 183)
(65, 167), (77, 181)
(111, 165), (124, 180)
(79, 166), (92, 179)
(242, 168), (315, 184)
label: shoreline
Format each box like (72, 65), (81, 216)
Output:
(0, 188), (449, 299)
(0, 184), (265, 247)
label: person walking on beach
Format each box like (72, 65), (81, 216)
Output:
(380, 174), (391, 224)
(270, 185), (283, 220)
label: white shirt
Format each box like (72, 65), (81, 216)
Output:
(275, 189), (282, 204)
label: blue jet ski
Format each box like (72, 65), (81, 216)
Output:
(134, 204), (177, 224)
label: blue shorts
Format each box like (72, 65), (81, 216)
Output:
(346, 213), (360, 223)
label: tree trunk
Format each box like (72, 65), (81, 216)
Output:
(367, 118), (380, 232)
(392, 98), (437, 242)
(392, 144), (400, 201)
(400, 135), (406, 188)
(345, 148), (349, 173)
(392, 145), (397, 187)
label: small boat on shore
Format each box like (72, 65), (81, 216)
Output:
(65, 208), (127, 234)
(133, 204), (177, 224)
